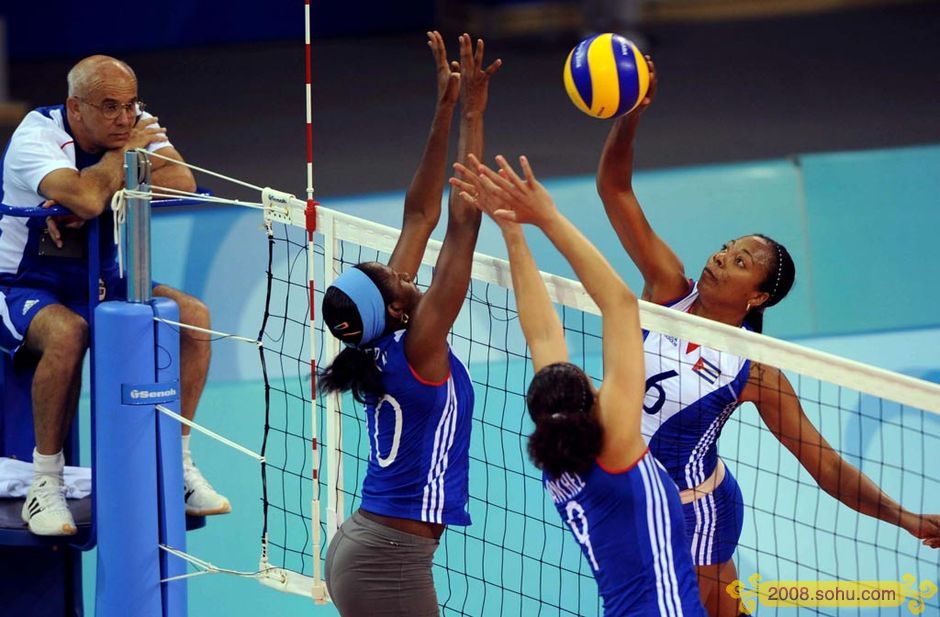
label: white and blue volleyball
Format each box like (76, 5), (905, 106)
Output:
(563, 33), (650, 119)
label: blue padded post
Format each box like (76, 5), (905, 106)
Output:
(152, 296), (187, 617)
(93, 301), (161, 617)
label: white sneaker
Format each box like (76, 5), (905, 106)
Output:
(21, 477), (77, 536)
(183, 464), (231, 516)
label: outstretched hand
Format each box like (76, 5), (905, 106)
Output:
(427, 30), (460, 107)
(450, 155), (506, 226)
(451, 154), (557, 228)
(617, 56), (657, 132)
(635, 56), (657, 115)
(458, 33), (502, 115)
(905, 512), (940, 549)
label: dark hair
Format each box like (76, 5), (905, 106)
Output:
(525, 362), (603, 478)
(318, 264), (392, 403)
(743, 234), (796, 333)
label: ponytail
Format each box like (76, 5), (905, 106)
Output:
(318, 346), (382, 404)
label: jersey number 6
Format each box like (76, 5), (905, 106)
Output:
(643, 370), (678, 415)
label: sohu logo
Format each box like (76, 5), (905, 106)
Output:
(121, 381), (180, 405)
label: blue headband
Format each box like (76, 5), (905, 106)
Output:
(330, 267), (386, 347)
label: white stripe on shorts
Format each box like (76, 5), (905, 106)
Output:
(0, 291), (25, 353)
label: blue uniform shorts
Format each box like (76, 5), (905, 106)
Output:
(682, 464), (745, 566)
(0, 274), (147, 356)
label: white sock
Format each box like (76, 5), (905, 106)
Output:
(182, 435), (193, 469)
(33, 448), (65, 483)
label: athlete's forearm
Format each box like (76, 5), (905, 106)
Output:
(540, 212), (635, 314)
(503, 226), (564, 363)
(450, 110), (484, 225)
(403, 100), (457, 230)
(55, 151), (125, 219)
(817, 452), (907, 528)
(597, 115), (639, 196)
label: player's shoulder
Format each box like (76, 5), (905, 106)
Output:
(741, 361), (783, 398)
(10, 106), (69, 144)
(19, 105), (66, 130)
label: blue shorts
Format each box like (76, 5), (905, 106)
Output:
(0, 274), (141, 356)
(682, 464), (745, 566)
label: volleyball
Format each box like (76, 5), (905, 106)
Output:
(563, 33), (650, 119)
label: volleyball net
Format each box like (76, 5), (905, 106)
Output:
(255, 198), (940, 615)
(104, 148), (940, 615)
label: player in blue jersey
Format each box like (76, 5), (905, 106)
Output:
(452, 153), (706, 616)
(318, 32), (500, 616)
(596, 60), (940, 616)
(0, 55), (228, 536)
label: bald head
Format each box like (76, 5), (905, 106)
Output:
(67, 55), (136, 98)
(65, 55), (141, 153)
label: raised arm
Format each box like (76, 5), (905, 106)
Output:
(452, 159), (566, 371)
(744, 363), (940, 549)
(405, 34), (501, 382)
(466, 155), (647, 466)
(386, 31), (461, 277)
(595, 63), (688, 304)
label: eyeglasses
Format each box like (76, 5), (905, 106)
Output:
(79, 98), (145, 120)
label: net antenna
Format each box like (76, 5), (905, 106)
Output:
(255, 0), (327, 602)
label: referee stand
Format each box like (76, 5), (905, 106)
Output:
(0, 152), (209, 616)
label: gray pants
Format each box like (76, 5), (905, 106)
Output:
(325, 510), (440, 617)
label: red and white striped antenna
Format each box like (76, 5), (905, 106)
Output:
(304, 0), (317, 235)
(304, 0), (324, 598)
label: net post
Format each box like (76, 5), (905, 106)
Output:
(125, 149), (152, 302)
(93, 149), (169, 617)
(93, 305), (161, 616)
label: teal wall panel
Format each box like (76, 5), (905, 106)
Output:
(799, 144), (940, 334)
